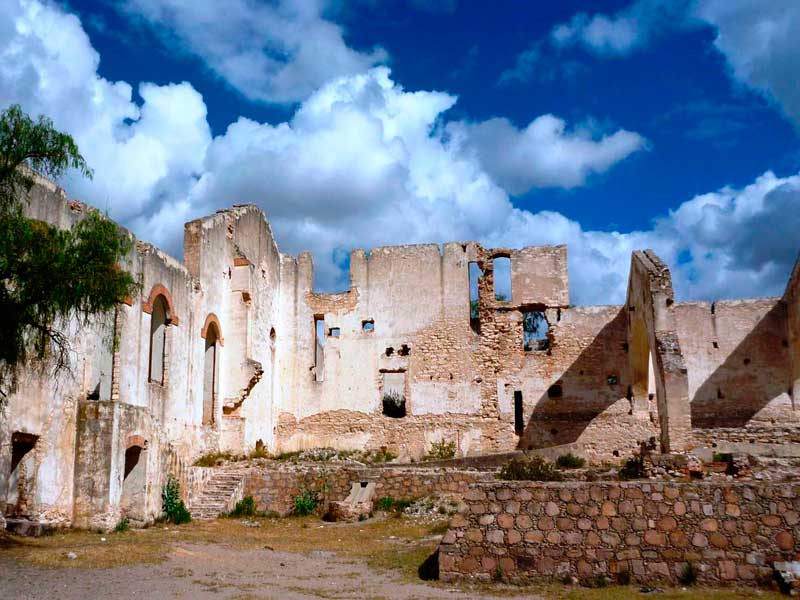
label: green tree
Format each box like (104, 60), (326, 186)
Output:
(0, 104), (137, 400)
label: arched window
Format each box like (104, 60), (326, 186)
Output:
(149, 295), (168, 384)
(203, 322), (220, 425)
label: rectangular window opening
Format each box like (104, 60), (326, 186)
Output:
(328, 327), (341, 337)
(493, 256), (511, 301)
(314, 315), (325, 382)
(514, 391), (524, 436)
(381, 371), (407, 418)
(523, 310), (549, 351)
(362, 319), (374, 332)
(468, 261), (482, 333)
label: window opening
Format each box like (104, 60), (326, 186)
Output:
(493, 256), (511, 301)
(381, 371), (406, 418)
(314, 316), (325, 382)
(523, 311), (549, 351)
(514, 391), (524, 435)
(468, 261), (482, 332)
(203, 323), (219, 424)
(148, 295), (168, 384)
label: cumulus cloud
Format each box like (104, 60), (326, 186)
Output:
(550, 0), (692, 56)
(0, 0), (211, 224)
(1, 0), (797, 307)
(695, 0), (800, 127)
(531, 0), (800, 128)
(117, 0), (387, 104)
(452, 116), (647, 194)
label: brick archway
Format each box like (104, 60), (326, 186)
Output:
(142, 284), (179, 326)
(200, 313), (224, 346)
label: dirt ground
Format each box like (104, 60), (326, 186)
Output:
(0, 515), (786, 600)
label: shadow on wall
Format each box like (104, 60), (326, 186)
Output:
(692, 302), (792, 428)
(518, 309), (630, 450)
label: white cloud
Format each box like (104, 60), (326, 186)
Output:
(1, 0), (797, 307)
(452, 115), (648, 194)
(550, 0), (691, 56)
(695, 0), (800, 127)
(0, 0), (211, 224)
(537, 0), (800, 127)
(118, 0), (387, 104)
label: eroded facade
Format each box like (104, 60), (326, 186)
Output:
(1, 176), (799, 528)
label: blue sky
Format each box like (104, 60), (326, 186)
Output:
(2, 0), (799, 304)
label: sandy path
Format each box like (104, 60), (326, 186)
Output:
(1, 542), (541, 600)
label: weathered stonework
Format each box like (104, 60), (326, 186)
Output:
(439, 480), (800, 585)
(1, 174), (798, 529)
(243, 464), (490, 516)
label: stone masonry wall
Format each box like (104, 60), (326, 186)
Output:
(243, 465), (491, 516)
(439, 481), (800, 585)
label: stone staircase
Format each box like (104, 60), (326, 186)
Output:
(187, 467), (248, 520)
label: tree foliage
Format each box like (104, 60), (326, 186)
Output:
(0, 104), (137, 398)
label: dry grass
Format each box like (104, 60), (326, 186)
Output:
(0, 514), (441, 574)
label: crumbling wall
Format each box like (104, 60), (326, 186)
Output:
(0, 179), (120, 526)
(786, 255), (800, 411)
(274, 242), (582, 459)
(676, 299), (795, 436)
(184, 205), (282, 453)
(242, 464), (491, 516)
(510, 306), (659, 463)
(626, 251), (691, 452)
(440, 480), (800, 585)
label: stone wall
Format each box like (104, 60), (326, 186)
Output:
(676, 299), (795, 430)
(243, 464), (491, 516)
(439, 481), (800, 584)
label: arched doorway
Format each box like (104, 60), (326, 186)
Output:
(120, 443), (147, 521)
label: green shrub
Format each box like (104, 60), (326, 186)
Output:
(618, 456), (645, 481)
(376, 496), (395, 511)
(249, 446), (270, 459)
(292, 488), (319, 516)
(193, 451), (234, 467)
(228, 496), (257, 518)
(381, 391), (406, 418)
(275, 450), (302, 461)
(498, 456), (564, 481)
(423, 440), (456, 461)
(555, 453), (585, 469)
(114, 518), (130, 533)
(678, 562), (698, 586)
(371, 447), (397, 463)
(580, 575), (610, 588)
(162, 476), (192, 524)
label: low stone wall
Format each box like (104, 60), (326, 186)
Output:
(439, 481), (800, 585)
(693, 426), (800, 447)
(244, 464), (490, 516)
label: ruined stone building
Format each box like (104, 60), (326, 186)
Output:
(1, 174), (799, 529)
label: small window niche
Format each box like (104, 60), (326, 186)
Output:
(314, 315), (325, 382)
(493, 256), (511, 301)
(523, 310), (549, 351)
(328, 327), (341, 338)
(362, 319), (374, 332)
(468, 261), (482, 333)
(381, 371), (406, 418)
(547, 383), (563, 398)
(514, 391), (524, 436)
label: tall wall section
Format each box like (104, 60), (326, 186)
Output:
(273, 243), (665, 462)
